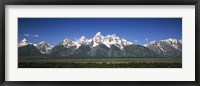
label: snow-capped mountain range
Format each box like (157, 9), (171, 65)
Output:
(18, 32), (182, 57)
(36, 41), (54, 54)
(18, 38), (53, 54)
(59, 32), (133, 50)
(18, 38), (31, 47)
(144, 38), (182, 57)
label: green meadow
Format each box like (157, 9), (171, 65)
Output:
(18, 57), (182, 68)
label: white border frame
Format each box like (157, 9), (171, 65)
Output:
(5, 5), (195, 81)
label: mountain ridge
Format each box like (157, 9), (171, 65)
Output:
(18, 32), (182, 58)
(144, 38), (182, 57)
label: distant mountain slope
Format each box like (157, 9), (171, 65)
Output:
(36, 41), (53, 54)
(18, 32), (182, 58)
(18, 44), (42, 57)
(122, 45), (159, 57)
(18, 38), (42, 57)
(144, 38), (182, 57)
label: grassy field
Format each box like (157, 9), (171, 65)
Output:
(18, 57), (182, 68)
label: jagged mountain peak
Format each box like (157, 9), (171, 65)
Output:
(37, 41), (53, 54)
(103, 34), (133, 50)
(93, 32), (104, 47)
(77, 36), (90, 43)
(75, 36), (92, 49)
(63, 38), (73, 42)
(95, 32), (102, 36)
(105, 34), (117, 38)
(18, 36), (182, 58)
(62, 38), (74, 45)
(59, 32), (134, 50)
(111, 34), (116, 36)
(38, 41), (47, 44)
(61, 38), (75, 48)
(161, 38), (181, 43)
(145, 38), (181, 45)
(38, 41), (53, 47)
(22, 38), (28, 42)
(79, 36), (86, 40)
(18, 38), (30, 47)
(144, 38), (182, 57)
(161, 38), (182, 51)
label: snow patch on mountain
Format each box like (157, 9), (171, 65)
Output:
(103, 34), (133, 50)
(60, 32), (134, 50)
(87, 32), (133, 50)
(74, 36), (92, 49)
(61, 38), (76, 48)
(160, 38), (182, 51)
(144, 38), (182, 57)
(92, 32), (105, 47)
(18, 38), (29, 47)
(36, 41), (54, 54)
(18, 38), (54, 54)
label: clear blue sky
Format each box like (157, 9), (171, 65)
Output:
(18, 18), (182, 45)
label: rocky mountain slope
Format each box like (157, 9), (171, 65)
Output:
(18, 32), (182, 58)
